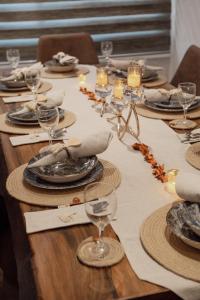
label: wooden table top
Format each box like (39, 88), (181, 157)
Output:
(0, 90), (185, 300)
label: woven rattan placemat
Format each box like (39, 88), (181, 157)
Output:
(0, 81), (52, 97)
(136, 103), (200, 120)
(0, 111), (76, 135)
(185, 142), (200, 170)
(140, 203), (200, 282)
(143, 77), (167, 88)
(77, 237), (124, 267)
(41, 66), (89, 79)
(6, 160), (121, 207)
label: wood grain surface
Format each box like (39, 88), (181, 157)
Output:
(0, 92), (182, 300)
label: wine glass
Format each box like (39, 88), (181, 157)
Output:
(84, 181), (117, 259)
(177, 82), (196, 127)
(101, 41), (113, 67)
(6, 49), (20, 70)
(25, 69), (41, 101)
(37, 104), (59, 145)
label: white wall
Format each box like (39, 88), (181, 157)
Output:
(169, 0), (200, 79)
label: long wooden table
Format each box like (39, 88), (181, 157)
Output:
(0, 86), (184, 300)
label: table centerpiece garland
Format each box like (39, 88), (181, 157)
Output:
(80, 87), (167, 183)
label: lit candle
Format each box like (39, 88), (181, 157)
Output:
(79, 73), (86, 87)
(96, 68), (108, 87)
(165, 169), (179, 194)
(127, 64), (141, 88)
(113, 79), (124, 100)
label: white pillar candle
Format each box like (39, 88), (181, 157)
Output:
(127, 64), (142, 88)
(96, 68), (108, 87)
(79, 73), (86, 87)
(113, 79), (124, 100)
(165, 169), (179, 194)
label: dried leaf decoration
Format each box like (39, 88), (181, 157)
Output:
(80, 87), (103, 103)
(132, 143), (167, 183)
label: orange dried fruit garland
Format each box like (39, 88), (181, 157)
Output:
(80, 87), (103, 103)
(132, 143), (167, 183)
(80, 88), (166, 183)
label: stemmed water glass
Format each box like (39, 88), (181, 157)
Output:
(101, 41), (113, 67)
(177, 82), (196, 127)
(37, 104), (59, 145)
(6, 49), (20, 70)
(84, 181), (117, 259)
(25, 69), (41, 101)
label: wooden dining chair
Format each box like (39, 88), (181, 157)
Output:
(171, 45), (200, 95)
(37, 32), (99, 65)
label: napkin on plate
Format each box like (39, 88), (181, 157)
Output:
(24, 203), (90, 234)
(176, 129), (200, 144)
(144, 88), (180, 103)
(27, 131), (113, 168)
(52, 52), (78, 65)
(10, 131), (68, 146)
(9, 90), (65, 117)
(109, 58), (145, 70)
(2, 94), (46, 104)
(176, 172), (200, 203)
(1, 62), (43, 82)
(109, 58), (163, 71)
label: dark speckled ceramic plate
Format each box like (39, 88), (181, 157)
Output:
(29, 154), (98, 183)
(23, 159), (104, 190)
(6, 107), (65, 126)
(166, 201), (200, 250)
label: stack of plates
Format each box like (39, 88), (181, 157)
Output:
(142, 69), (158, 83)
(24, 154), (104, 190)
(45, 58), (79, 73)
(166, 201), (200, 250)
(144, 97), (200, 112)
(6, 107), (65, 126)
(0, 80), (28, 92)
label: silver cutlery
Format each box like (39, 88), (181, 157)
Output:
(52, 128), (67, 138)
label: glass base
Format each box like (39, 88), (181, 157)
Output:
(170, 119), (197, 129)
(77, 237), (125, 267)
(83, 239), (110, 259)
(175, 119), (194, 126)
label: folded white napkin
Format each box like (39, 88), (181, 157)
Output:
(144, 88), (180, 103)
(24, 203), (89, 234)
(9, 90), (65, 117)
(53, 51), (77, 65)
(109, 58), (163, 72)
(27, 131), (113, 168)
(110, 58), (145, 71)
(3, 94), (46, 104)
(1, 62), (43, 82)
(176, 129), (200, 144)
(10, 131), (68, 146)
(176, 172), (200, 203)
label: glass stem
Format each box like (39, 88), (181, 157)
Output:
(48, 129), (52, 145)
(96, 226), (104, 251)
(33, 90), (37, 102)
(183, 107), (187, 122)
(98, 226), (103, 241)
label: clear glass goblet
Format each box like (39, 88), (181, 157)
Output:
(25, 69), (41, 101)
(84, 181), (117, 259)
(178, 82), (196, 127)
(101, 41), (113, 67)
(6, 49), (20, 70)
(36, 104), (59, 145)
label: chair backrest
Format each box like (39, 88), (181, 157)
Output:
(171, 45), (200, 95)
(37, 32), (99, 65)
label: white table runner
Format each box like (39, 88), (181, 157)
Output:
(39, 65), (200, 300)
